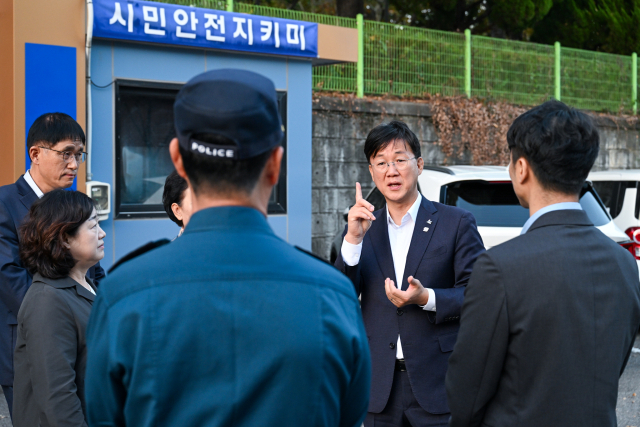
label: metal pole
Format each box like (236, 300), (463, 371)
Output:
(555, 41), (561, 101)
(464, 29), (471, 98)
(633, 52), (637, 114)
(226, 0), (233, 12)
(86, 0), (94, 181)
(357, 14), (364, 98)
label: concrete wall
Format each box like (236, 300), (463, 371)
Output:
(0, 0), (87, 190)
(311, 96), (640, 260)
(591, 116), (640, 171)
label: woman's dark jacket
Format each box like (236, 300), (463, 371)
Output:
(13, 272), (96, 427)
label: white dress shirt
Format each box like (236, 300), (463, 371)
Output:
(24, 170), (44, 199)
(341, 193), (436, 359)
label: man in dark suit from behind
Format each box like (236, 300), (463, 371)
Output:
(335, 120), (485, 426)
(0, 112), (105, 416)
(446, 100), (640, 427)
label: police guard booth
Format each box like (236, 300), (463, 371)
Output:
(0, 0), (357, 270)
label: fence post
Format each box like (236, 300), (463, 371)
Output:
(554, 41), (561, 101)
(357, 14), (364, 98)
(226, 0), (233, 12)
(464, 29), (471, 98)
(633, 52), (637, 115)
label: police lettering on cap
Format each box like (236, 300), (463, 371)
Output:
(174, 69), (284, 160)
(190, 140), (237, 159)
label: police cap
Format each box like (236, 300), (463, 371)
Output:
(174, 69), (284, 160)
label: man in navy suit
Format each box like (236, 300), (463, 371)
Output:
(335, 120), (485, 426)
(0, 112), (105, 416)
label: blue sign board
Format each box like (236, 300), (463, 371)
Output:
(93, 0), (318, 58)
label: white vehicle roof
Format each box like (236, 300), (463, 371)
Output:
(417, 164), (630, 248)
(420, 165), (510, 187)
(588, 169), (640, 181)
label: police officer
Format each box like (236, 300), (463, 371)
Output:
(84, 69), (371, 427)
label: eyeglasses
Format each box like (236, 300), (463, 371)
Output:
(371, 157), (416, 173)
(38, 146), (87, 164)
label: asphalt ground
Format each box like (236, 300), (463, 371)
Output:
(617, 333), (640, 427)
(0, 335), (637, 426)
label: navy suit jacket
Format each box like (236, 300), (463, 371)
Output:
(0, 175), (105, 385)
(335, 196), (485, 414)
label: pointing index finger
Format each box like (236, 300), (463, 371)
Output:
(355, 182), (363, 202)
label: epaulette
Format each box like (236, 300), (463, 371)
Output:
(107, 239), (171, 274)
(294, 245), (332, 266)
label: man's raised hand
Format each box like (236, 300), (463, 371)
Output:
(345, 182), (376, 245)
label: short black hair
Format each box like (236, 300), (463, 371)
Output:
(178, 133), (273, 196)
(364, 120), (421, 162)
(507, 100), (599, 195)
(162, 171), (189, 227)
(26, 112), (86, 149)
(19, 190), (96, 279)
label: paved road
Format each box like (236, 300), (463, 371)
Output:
(0, 390), (8, 427)
(0, 335), (637, 426)
(618, 333), (640, 427)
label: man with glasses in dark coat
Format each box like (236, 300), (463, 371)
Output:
(0, 113), (105, 417)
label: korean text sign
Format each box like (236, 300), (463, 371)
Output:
(93, 0), (318, 58)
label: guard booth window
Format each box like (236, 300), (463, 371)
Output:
(115, 80), (287, 218)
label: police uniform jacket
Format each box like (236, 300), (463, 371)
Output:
(85, 206), (371, 427)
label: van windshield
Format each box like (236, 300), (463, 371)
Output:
(443, 181), (611, 227)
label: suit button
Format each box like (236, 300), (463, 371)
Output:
(390, 343), (396, 349)
(396, 308), (404, 316)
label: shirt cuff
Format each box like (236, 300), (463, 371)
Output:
(420, 288), (436, 311)
(341, 238), (362, 266)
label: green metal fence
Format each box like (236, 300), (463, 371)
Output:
(561, 47), (634, 112)
(471, 36), (554, 106)
(235, 3), (359, 93)
(156, 0), (228, 11)
(236, 3), (356, 27)
(159, 0), (640, 113)
(363, 22), (465, 97)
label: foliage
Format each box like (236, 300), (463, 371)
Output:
(388, 0), (553, 38)
(531, 0), (640, 56)
(242, 0), (640, 57)
(430, 96), (527, 165)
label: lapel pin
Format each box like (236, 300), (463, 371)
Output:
(427, 219), (432, 224)
(423, 227), (429, 232)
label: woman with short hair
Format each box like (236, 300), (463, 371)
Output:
(13, 189), (105, 427)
